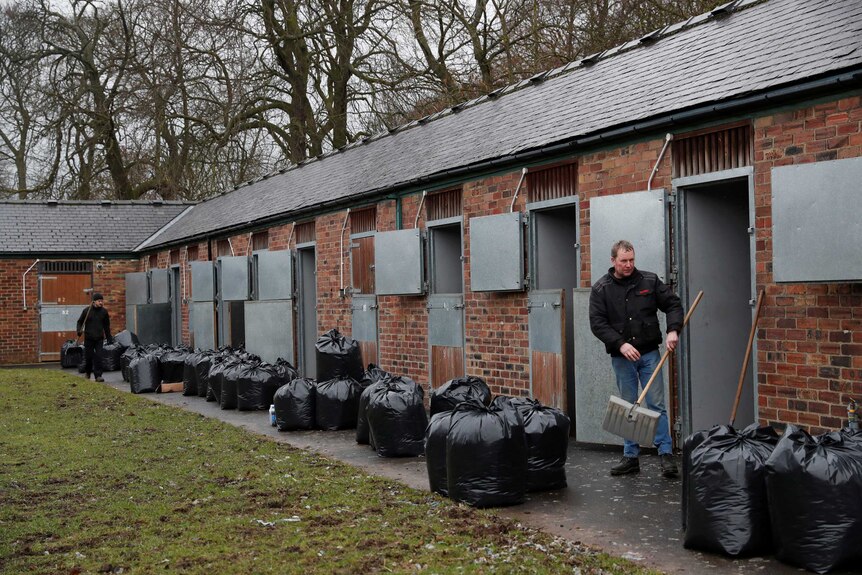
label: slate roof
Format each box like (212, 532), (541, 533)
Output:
(0, 200), (192, 255)
(146, 0), (862, 248)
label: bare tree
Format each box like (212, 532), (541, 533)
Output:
(0, 4), (60, 198)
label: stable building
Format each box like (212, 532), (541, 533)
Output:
(2, 0), (861, 445)
(0, 200), (191, 364)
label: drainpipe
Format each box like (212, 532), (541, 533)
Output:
(340, 209), (351, 297)
(227, 238), (235, 256)
(648, 133), (674, 193)
(509, 168), (527, 213)
(22, 259), (40, 310)
(414, 191), (427, 229)
(246, 232), (253, 256)
(287, 221), (296, 247)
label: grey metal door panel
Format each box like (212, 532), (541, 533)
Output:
(218, 256), (250, 301)
(135, 303), (172, 345)
(39, 306), (87, 332)
(190, 261), (214, 302)
(375, 229), (425, 295)
(244, 300), (295, 364)
(469, 212), (524, 292)
(125, 272), (148, 305)
(125, 304), (136, 334)
(255, 250), (293, 301)
(428, 294), (464, 347)
(528, 291), (563, 353)
(589, 190), (666, 283)
(573, 289), (623, 445)
(149, 269), (170, 304)
(351, 295), (378, 343)
(772, 157), (862, 282)
(190, 302), (216, 350)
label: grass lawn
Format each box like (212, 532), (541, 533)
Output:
(0, 369), (661, 574)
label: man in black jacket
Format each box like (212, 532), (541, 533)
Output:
(589, 240), (684, 478)
(76, 292), (112, 382)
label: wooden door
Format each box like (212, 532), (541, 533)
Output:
(39, 272), (92, 361)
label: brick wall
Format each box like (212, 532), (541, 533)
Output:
(0, 257), (139, 364)
(753, 95), (862, 433)
(376, 194), (430, 385)
(462, 172), (531, 396)
(0, 259), (41, 364)
(94, 259), (141, 335)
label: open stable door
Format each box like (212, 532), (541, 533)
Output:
(245, 250), (295, 364)
(189, 261), (216, 350)
(217, 255), (250, 348)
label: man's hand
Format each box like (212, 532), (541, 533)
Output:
(619, 342), (641, 361)
(666, 330), (679, 352)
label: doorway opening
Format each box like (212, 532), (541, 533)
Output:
(529, 202), (578, 418)
(678, 176), (754, 433)
(297, 246), (317, 378)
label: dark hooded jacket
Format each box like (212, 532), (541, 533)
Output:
(589, 267), (683, 357)
(76, 305), (111, 341)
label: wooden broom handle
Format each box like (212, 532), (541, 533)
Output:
(635, 290), (704, 407)
(730, 289), (765, 426)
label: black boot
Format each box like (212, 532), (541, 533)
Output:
(610, 456), (640, 476)
(660, 454), (679, 478)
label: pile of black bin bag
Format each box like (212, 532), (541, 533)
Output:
(61, 329), (138, 373)
(683, 423), (862, 574)
(425, 376), (570, 508)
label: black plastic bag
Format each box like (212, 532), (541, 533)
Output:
(503, 397), (570, 492)
(683, 423), (779, 557)
(113, 330), (139, 348)
(356, 374), (418, 445)
(182, 351), (202, 396)
(159, 348), (190, 383)
(274, 378), (317, 431)
(315, 377), (363, 430)
(236, 360), (280, 411)
(100, 340), (124, 372)
(274, 358), (299, 385)
(195, 352), (215, 398)
(446, 399), (527, 508)
(60, 340), (84, 369)
(315, 329), (364, 382)
(359, 364), (392, 388)
(766, 425), (862, 574)
(219, 360), (244, 410)
(120, 346), (147, 382)
(129, 354), (160, 393)
(681, 428), (712, 532)
(430, 375), (491, 416)
(206, 354), (233, 403)
(425, 411), (453, 497)
(366, 378), (428, 457)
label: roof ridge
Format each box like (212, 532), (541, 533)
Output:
(0, 199), (196, 205)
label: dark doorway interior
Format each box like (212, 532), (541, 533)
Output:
(682, 178), (753, 432)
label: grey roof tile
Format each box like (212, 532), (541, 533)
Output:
(147, 0), (862, 248)
(0, 201), (191, 254)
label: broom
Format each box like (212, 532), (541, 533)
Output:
(602, 290), (704, 445)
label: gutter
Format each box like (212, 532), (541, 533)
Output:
(145, 67), (862, 251)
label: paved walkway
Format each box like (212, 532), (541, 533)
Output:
(75, 369), (810, 575)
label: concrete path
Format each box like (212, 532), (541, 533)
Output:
(75, 369), (810, 575)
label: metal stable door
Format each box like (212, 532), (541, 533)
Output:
(189, 261), (216, 350)
(577, 189), (668, 444)
(245, 250), (295, 364)
(427, 294), (465, 388)
(528, 290), (566, 410)
(351, 294), (378, 366)
(125, 272), (148, 336)
(296, 247), (317, 378)
(217, 255), (250, 348)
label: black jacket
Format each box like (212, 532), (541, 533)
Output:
(589, 268), (683, 357)
(76, 305), (111, 341)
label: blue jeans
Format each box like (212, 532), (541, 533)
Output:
(611, 349), (672, 458)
